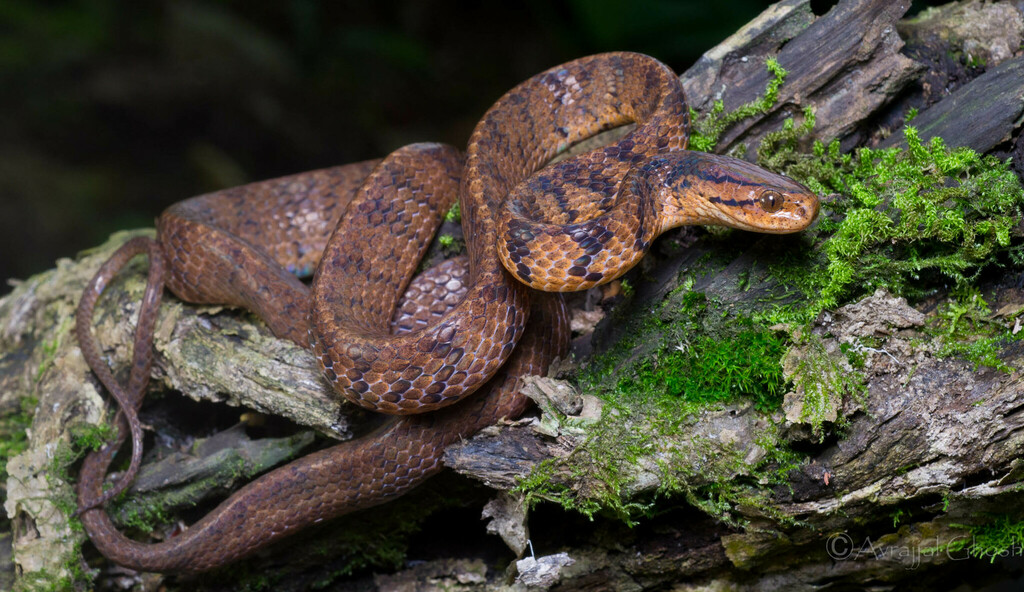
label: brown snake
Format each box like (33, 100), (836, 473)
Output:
(75, 52), (819, 573)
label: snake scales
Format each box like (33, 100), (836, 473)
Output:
(75, 52), (819, 573)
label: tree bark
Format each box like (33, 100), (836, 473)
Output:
(3, 0), (1024, 590)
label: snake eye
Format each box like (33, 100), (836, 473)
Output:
(758, 190), (784, 213)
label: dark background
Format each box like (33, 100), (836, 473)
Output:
(0, 0), (941, 285)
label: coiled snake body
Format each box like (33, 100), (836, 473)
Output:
(76, 52), (819, 573)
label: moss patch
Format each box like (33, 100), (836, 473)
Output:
(436, 233), (464, 257)
(783, 332), (867, 438)
(444, 201), (461, 224)
(926, 286), (1022, 371)
(942, 516), (1024, 563)
(48, 422), (117, 530)
(761, 115), (1024, 316)
(515, 390), (802, 526)
(583, 290), (790, 412)
(688, 57), (788, 153)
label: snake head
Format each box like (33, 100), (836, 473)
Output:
(658, 152), (820, 234)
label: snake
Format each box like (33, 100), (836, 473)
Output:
(74, 52), (819, 573)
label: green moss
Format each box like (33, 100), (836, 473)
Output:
(924, 287), (1021, 371)
(515, 389), (801, 526)
(838, 342), (866, 369)
(515, 278), (802, 523)
(623, 317), (788, 411)
(761, 123), (1024, 316)
(786, 333), (867, 438)
(47, 422), (116, 531)
(944, 516), (1024, 563)
(582, 274), (795, 411)
(619, 278), (634, 298)
(67, 421), (117, 453)
(688, 57), (787, 152)
(436, 233), (464, 257)
(937, 338), (1012, 371)
(14, 570), (84, 592)
(114, 500), (173, 532)
(276, 505), (423, 586)
(444, 200), (461, 224)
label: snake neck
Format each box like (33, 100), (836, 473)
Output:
(619, 154), (704, 236)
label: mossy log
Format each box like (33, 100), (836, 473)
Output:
(3, 0), (1024, 590)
